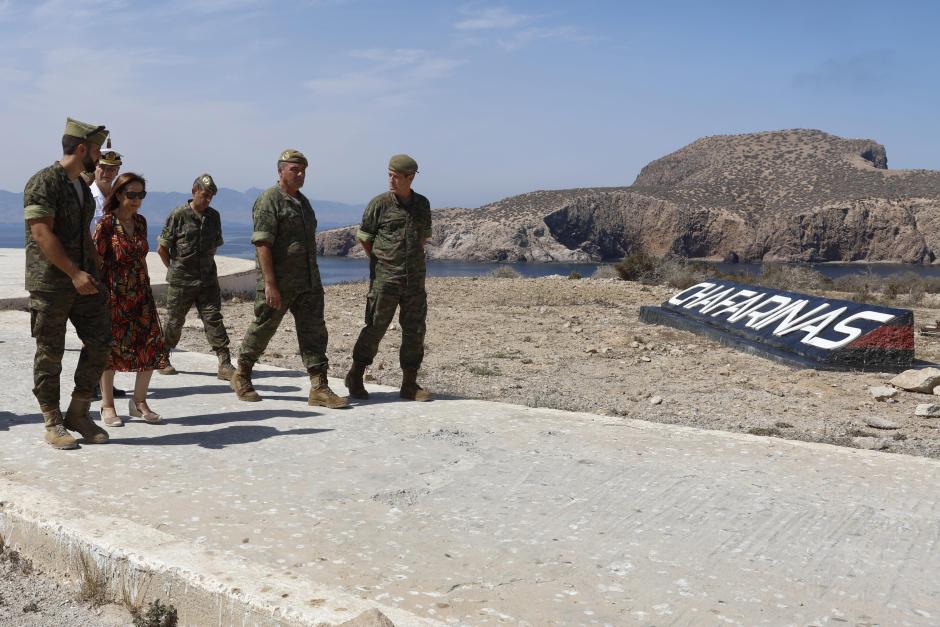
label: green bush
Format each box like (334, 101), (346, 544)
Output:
(614, 252), (657, 282)
(132, 599), (178, 627)
(568, 271), (582, 280)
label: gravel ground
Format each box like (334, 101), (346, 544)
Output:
(169, 275), (940, 459)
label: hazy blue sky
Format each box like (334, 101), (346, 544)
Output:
(0, 0), (936, 207)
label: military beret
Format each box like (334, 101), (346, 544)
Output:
(98, 149), (123, 166)
(64, 117), (108, 146)
(388, 154), (418, 175)
(193, 173), (218, 195)
(278, 149), (308, 167)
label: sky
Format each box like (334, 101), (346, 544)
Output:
(0, 0), (938, 207)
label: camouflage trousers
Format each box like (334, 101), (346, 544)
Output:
(162, 283), (230, 353)
(352, 282), (426, 370)
(237, 288), (329, 371)
(29, 290), (111, 409)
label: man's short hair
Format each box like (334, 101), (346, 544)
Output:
(62, 135), (86, 155)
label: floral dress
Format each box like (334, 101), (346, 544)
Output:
(93, 213), (170, 372)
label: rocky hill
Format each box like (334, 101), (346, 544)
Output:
(317, 129), (940, 263)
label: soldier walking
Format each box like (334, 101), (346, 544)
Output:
(156, 174), (235, 380)
(229, 150), (348, 408)
(345, 154), (433, 402)
(23, 118), (112, 449)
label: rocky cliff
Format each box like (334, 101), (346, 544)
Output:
(317, 129), (940, 263)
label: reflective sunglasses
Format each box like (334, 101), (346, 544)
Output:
(123, 190), (147, 200)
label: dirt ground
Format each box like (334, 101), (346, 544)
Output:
(168, 276), (940, 459)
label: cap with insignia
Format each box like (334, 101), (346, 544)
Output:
(278, 149), (308, 167)
(64, 117), (108, 147)
(193, 173), (218, 195)
(98, 138), (123, 166)
(388, 154), (418, 175)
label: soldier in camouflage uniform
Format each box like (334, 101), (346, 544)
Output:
(24, 117), (112, 449)
(345, 154), (433, 402)
(156, 174), (235, 380)
(229, 150), (348, 408)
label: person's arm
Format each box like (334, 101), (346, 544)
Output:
(157, 244), (171, 268)
(255, 242), (281, 310)
(28, 218), (98, 295)
(356, 199), (379, 258)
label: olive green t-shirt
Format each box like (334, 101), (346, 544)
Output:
(251, 185), (322, 293)
(356, 191), (432, 285)
(158, 202), (224, 287)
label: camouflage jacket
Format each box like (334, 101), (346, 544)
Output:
(356, 191), (432, 286)
(158, 202), (224, 287)
(250, 185), (321, 293)
(23, 162), (98, 292)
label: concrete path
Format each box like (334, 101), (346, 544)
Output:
(0, 248), (255, 308)
(1, 312), (939, 625)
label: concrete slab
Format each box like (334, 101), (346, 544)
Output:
(1, 309), (940, 625)
(0, 248), (255, 308)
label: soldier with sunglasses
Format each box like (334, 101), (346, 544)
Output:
(23, 117), (112, 449)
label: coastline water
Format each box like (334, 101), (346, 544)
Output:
(4, 222), (940, 285)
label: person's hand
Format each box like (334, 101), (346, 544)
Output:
(264, 282), (282, 310)
(71, 270), (99, 295)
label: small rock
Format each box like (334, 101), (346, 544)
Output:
(915, 404), (940, 417)
(869, 386), (898, 401)
(563, 321), (571, 329)
(852, 436), (890, 450)
(573, 327), (584, 334)
(338, 608), (396, 627)
(630, 341), (640, 349)
(640, 356), (651, 363)
(585, 347), (598, 354)
(864, 417), (899, 430)
(649, 396), (663, 405)
(890, 368), (940, 393)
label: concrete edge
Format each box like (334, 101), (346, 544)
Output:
(0, 477), (439, 627)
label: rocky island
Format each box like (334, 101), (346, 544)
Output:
(317, 129), (940, 264)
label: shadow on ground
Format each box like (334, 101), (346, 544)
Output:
(110, 425), (333, 449)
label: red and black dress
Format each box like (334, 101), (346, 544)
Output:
(93, 213), (170, 372)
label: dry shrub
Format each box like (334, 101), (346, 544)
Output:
(591, 264), (619, 279)
(755, 263), (831, 293)
(491, 266), (521, 279)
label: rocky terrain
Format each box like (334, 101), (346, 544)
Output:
(317, 130), (940, 264)
(172, 276), (940, 459)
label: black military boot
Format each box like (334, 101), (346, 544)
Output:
(344, 361), (369, 400)
(400, 368), (432, 401)
(230, 360), (261, 402)
(308, 368), (350, 408)
(64, 394), (109, 444)
(216, 349), (236, 381)
(42, 406), (79, 450)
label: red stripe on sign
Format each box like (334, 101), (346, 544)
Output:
(846, 324), (914, 350)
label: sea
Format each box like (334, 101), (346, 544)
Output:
(6, 222), (940, 285)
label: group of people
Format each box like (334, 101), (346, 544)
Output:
(23, 116), (433, 450)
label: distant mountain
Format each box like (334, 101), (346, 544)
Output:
(318, 129), (940, 264)
(0, 186), (363, 231)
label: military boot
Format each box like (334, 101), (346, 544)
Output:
(216, 349), (236, 381)
(230, 360), (261, 402)
(344, 361), (369, 400)
(158, 362), (178, 375)
(64, 395), (109, 444)
(42, 407), (79, 450)
(400, 368), (432, 402)
(308, 369), (350, 408)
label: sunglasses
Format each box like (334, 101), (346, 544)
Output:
(123, 190), (147, 200)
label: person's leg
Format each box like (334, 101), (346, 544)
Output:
(29, 291), (77, 449)
(231, 289), (287, 401)
(159, 285), (198, 375)
(99, 370), (121, 426)
(195, 283), (234, 379)
(293, 289), (347, 408)
(130, 369), (160, 423)
(351, 285), (400, 367)
(398, 286), (431, 401)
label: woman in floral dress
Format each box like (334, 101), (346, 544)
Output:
(93, 172), (168, 426)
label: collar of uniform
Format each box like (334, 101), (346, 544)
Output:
(186, 199), (213, 216)
(388, 190), (416, 208)
(273, 184), (307, 206)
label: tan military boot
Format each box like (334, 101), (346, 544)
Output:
(400, 368), (432, 401)
(231, 360), (261, 401)
(309, 369), (350, 409)
(216, 349), (236, 381)
(64, 395), (109, 444)
(42, 407), (79, 450)
(344, 361), (369, 400)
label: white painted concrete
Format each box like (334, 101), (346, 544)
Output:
(1, 309), (939, 625)
(0, 248), (255, 308)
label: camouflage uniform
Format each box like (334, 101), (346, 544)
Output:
(158, 202), (230, 353)
(237, 185), (329, 371)
(352, 190), (432, 369)
(24, 162), (111, 408)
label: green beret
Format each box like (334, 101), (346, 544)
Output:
(193, 173), (218, 195)
(388, 154), (418, 175)
(278, 149), (308, 167)
(64, 117), (108, 146)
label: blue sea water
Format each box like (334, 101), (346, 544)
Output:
(6, 222), (940, 285)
